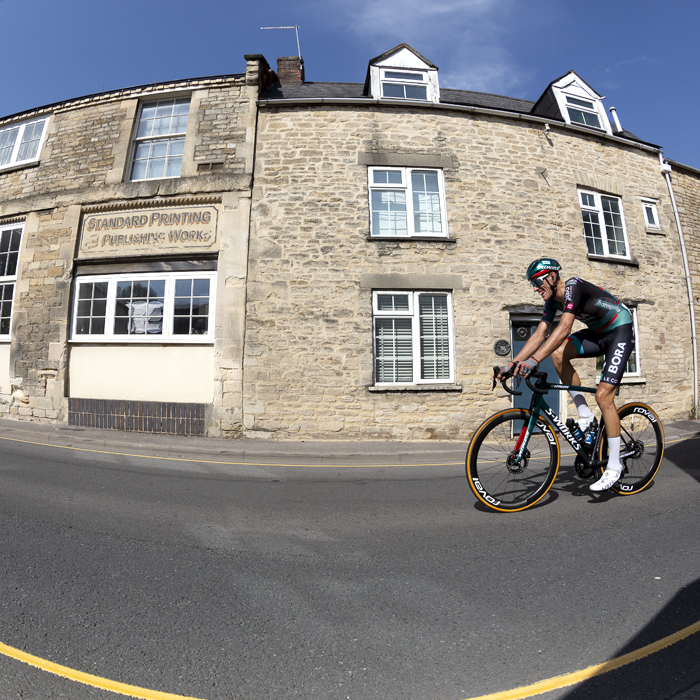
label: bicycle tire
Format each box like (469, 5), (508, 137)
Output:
(466, 408), (560, 512)
(596, 402), (665, 495)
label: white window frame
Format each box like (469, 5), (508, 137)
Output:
(368, 166), (448, 238)
(626, 307), (641, 377)
(640, 198), (660, 230)
(380, 68), (429, 101)
(563, 95), (604, 130)
(372, 290), (455, 385)
(128, 98), (190, 182)
(0, 222), (23, 341)
(578, 190), (631, 260)
(71, 271), (216, 344)
(0, 117), (49, 171)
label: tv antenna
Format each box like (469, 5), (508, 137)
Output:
(261, 25), (302, 60)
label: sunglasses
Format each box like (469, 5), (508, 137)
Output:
(530, 274), (551, 289)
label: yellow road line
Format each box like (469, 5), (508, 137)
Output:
(0, 432), (696, 470)
(0, 641), (205, 699)
(462, 618), (700, 700)
(0, 434), (459, 468)
(3, 617), (700, 700)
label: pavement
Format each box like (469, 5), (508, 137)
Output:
(1, 414), (699, 467)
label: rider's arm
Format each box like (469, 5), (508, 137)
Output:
(529, 312), (575, 364)
(494, 321), (550, 380)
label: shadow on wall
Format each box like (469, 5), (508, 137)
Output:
(559, 577), (700, 699)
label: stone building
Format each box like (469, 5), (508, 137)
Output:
(0, 44), (696, 439)
(246, 44), (695, 439)
(0, 55), (273, 435)
(663, 159), (700, 412)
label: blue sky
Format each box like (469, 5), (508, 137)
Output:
(2, 0), (699, 166)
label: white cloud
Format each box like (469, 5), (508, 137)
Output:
(322, 0), (530, 94)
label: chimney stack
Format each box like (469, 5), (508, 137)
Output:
(277, 56), (305, 85)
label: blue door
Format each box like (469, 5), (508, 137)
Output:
(511, 321), (559, 420)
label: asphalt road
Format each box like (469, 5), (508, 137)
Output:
(0, 430), (699, 699)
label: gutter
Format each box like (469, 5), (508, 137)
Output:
(257, 97), (662, 154)
(660, 155), (699, 413)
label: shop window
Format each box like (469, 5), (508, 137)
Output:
(579, 190), (630, 259)
(72, 272), (214, 343)
(368, 167), (447, 237)
(373, 291), (454, 384)
(0, 117), (49, 170)
(0, 223), (22, 337)
(129, 98), (190, 181)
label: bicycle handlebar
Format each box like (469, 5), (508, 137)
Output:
(525, 370), (549, 394)
(492, 365), (522, 396)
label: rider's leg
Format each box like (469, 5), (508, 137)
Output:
(552, 338), (594, 425)
(590, 381), (622, 492)
(589, 323), (635, 492)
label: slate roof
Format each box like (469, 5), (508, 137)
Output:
(259, 81), (657, 148)
(260, 81), (541, 113)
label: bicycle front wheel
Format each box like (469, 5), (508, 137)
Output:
(596, 402), (665, 495)
(466, 409), (560, 512)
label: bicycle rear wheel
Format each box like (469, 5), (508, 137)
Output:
(596, 402), (664, 495)
(466, 408), (560, 512)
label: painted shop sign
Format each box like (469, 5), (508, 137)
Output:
(79, 205), (218, 258)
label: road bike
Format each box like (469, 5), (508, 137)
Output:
(466, 367), (665, 512)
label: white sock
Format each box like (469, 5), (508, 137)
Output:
(570, 391), (593, 419)
(606, 436), (621, 470)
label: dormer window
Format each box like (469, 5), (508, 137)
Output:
(365, 44), (440, 104)
(534, 71), (613, 135)
(565, 97), (602, 129)
(381, 70), (428, 100)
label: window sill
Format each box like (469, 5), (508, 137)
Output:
(0, 160), (41, 176)
(69, 338), (214, 345)
(587, 254), (639, 268)
(646, 228), (665, 236)
(129, 175), (182, 183)
(368, 236), (457, 243)
(368, 383), (462, 393)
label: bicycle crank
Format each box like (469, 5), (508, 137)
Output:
(574, 456), (596, 479)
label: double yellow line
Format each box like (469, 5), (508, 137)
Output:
(2, 617), (700, 700)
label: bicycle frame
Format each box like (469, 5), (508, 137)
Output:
(513, 374), (606, 469)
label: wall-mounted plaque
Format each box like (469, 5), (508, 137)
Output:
(494, 339), (511, 357)
(79, 204), (219, 259)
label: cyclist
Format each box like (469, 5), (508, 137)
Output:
(496, 258), (635, 492)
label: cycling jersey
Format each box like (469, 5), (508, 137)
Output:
(541, 277), (634, 386)
(541, 277), (632, 334)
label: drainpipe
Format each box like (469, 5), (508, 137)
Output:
(660, 154), (699, 414)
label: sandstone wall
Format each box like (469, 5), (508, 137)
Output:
(246, 105), (694, 440)
(667, 163), (700, 413)
(0, 66), (263, 432)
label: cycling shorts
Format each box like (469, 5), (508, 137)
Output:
(567, 323), (635, 386)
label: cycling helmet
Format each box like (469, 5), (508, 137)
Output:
(526, 257), (561, 284)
